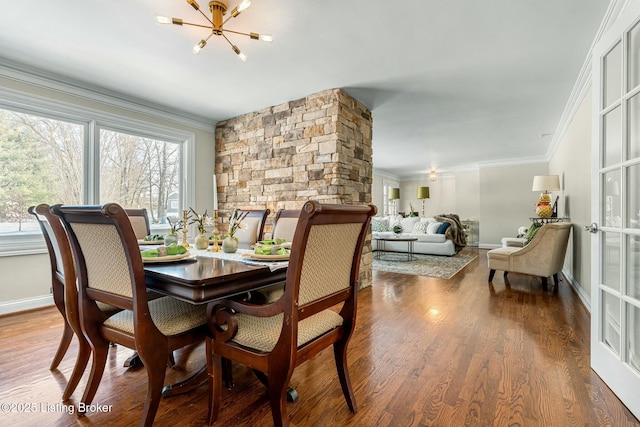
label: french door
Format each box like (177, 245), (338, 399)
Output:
(591, 0), (640, 419)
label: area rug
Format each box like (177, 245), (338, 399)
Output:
(372, 251), (478, 279)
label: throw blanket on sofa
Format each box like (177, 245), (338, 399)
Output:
(435, 214), (467, 252)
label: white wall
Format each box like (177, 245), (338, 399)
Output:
(479, 162), (549, 246)
(549, 89), (592, 297)
(0, 75), (215, 313)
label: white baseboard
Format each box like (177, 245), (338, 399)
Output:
(561, 268), (591, 312)
(479, 243), (500, 249)
(0, 295), (54, 316)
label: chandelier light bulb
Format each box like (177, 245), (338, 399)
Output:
(259, 34), (273, 43)
(237, 0), (251, 12)
(155, 14), (172, 24)
(193, 40), (206, 54)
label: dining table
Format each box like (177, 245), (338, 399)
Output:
(142, 246), (289, 397)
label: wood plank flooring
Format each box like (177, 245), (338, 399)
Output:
(0, 248), (638, 427)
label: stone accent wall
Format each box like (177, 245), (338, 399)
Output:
(215, 88), (374, 287)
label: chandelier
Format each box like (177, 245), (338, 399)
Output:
(155, 0), (272, 61)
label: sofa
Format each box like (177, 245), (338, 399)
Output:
(371, 215), (465, 256)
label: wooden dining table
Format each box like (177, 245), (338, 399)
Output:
(143, 249), (288, 397)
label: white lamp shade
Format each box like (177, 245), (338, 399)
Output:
(532, 175), (560, 192)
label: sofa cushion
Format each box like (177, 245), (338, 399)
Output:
(401, 216), (420, 233)
(371, 217), (389, 232)
(426, 221), (443, 234)
(412, 221), (429, 234)
(412, 233), (447, 243)
(437, 222), (451, 234)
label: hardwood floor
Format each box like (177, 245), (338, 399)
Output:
(1, 248), (638, 427)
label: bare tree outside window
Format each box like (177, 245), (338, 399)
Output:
(99, 129), (180, 224)
(0, 109), (83, 233)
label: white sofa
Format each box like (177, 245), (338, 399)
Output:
(372, 215), (456, 256)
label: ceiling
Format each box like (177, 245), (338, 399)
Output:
(0, 0), (610, 179)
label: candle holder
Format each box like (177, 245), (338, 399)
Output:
(181, 209), (191, 248)
(210, 210), (221, 252)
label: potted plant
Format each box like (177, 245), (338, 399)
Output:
(164, 216), (182, 246)
(222, 210), (249, 253)
(188, 207), (210, 249)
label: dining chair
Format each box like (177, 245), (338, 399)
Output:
(28, 205), (74, 371)
(231, 209), (270, 248)
(29, 204), (121, 400)
(125, 208), (150, 240)
(206, 201), (376, 427)
(250, 209), (301, 305)
(52, 203), (208, 427)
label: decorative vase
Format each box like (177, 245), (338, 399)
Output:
(194, 233), (209, 250)
(392, 224), (403, 236)
(164, 233), (178, 246)
(222, 236), (239, 253)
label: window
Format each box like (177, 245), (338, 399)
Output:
(382, 179), (399, 216)
(0, 89), (194, 256)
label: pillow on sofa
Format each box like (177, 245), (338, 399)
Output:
(420, 217), (436, 224)
(371, 217), (389, 232)
(401, 216), (420, 233)
(426, 221), (443, 234)
(412, 221), (429, 234)
(437, 222), (451, 234)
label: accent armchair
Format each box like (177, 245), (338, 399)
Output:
(487, 222), (572, 291)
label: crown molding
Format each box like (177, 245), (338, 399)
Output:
(0, 56), (216, 132)
(546, 0), (627, 160)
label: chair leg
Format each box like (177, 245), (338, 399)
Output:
(221, 358), (234, 389)
(168, 351), (176, 368)
(50, 321), (74, 370)
(488, 269), (496, 282)
(62, 335), (91, 400)
(334, 339), (357, 412)
(541, 277), (548, 292)
(207, 338), (222, 426)
(80, 339), (109, 409)
(553, 273), (559, 287)
(266, 364), (294, 427)
(138, 350), (168, 427)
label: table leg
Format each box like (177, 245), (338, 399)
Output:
(161, 365), (207, 397)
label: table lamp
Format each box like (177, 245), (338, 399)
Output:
(389, 188), (400, 215)
(416, 186), (430, 217)
(532, 175), (560, 218)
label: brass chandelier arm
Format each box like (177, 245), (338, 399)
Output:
(222, 28), (253, 37)
(179, 21), (213, 30)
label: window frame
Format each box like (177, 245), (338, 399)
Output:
(0, 86), (196, 256)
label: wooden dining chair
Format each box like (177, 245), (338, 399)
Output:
(52, 203), (208, 427)
(231, 209), (270, 248)
(206, 201), (376, 427)
(250, 209), (302, 305)
(125, 208), (151, 239)
(29, 204), (121, 400)
(28, 205), (74, 370)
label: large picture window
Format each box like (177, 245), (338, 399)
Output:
(0, 92), (194, 255)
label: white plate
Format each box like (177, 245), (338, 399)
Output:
(242, 253), (290, 261)
(253, 241), (292, 249)
(142, 252), (193, 263)
(138, 239), (164, 245)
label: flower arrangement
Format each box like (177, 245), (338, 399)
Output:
(226, 210), (249, 239)
(166, 216), (182, 235)
(188, 207), (209, 235)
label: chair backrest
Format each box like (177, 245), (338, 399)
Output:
(125, 208), (150, 240)
(514, 222), (572, 276)
(272, 209), (301, 242)
(283, 202), (376, 321)
(29, 204), (81, 332)
(52, 203), (149, 321)
(232, 209), (270, 245)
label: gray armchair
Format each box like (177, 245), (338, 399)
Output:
(487, 222), (572, 291)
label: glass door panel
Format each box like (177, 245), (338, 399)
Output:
(604, 170), (621, 226)
(628, 164), (640, 229)
(605, 42), (622, 108)
(627, 303), (640, 373)
(631, 93), (640, 159)
(630, 21), (640, 90)
(603, 231), (621, 291)
(628, 234), (640, 299)
(603, 291), (621, 356)
(603, 106), (622, 167)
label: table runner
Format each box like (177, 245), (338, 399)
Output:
(189, 248), (289, 272)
